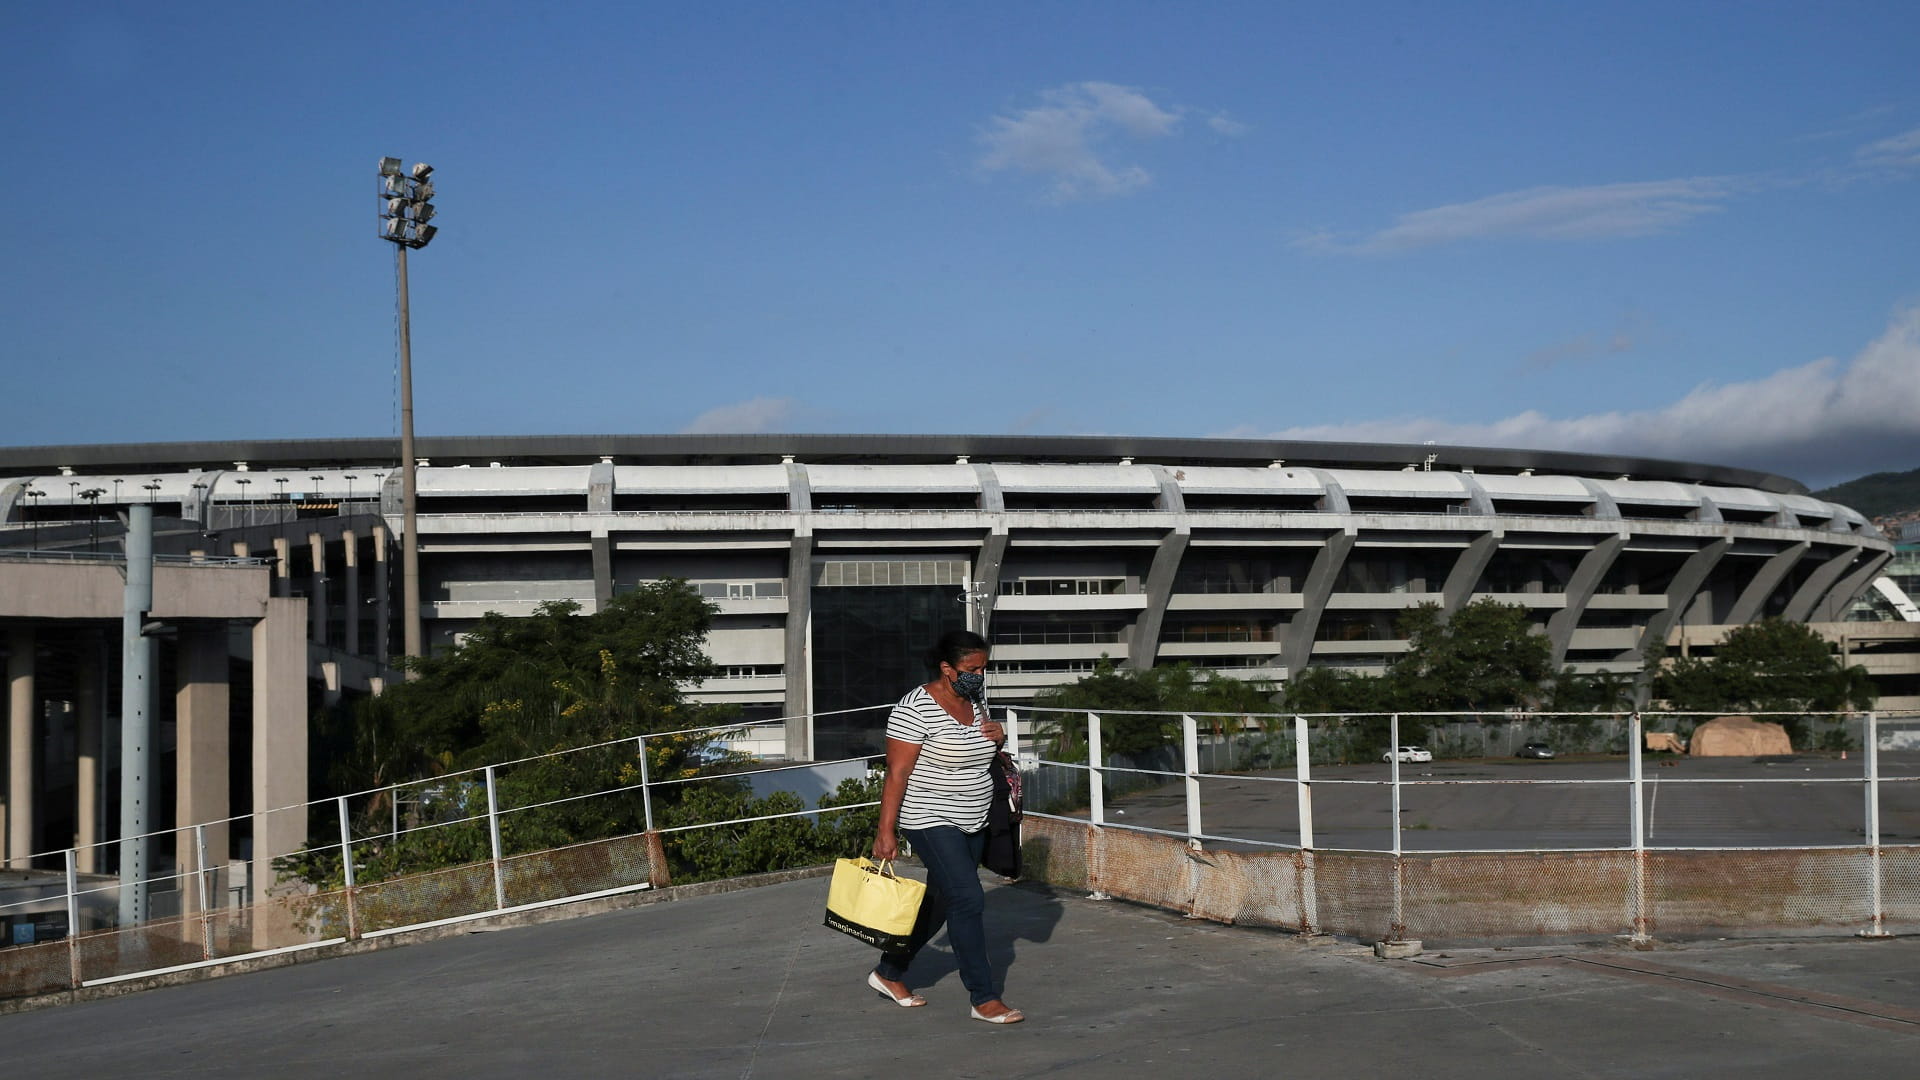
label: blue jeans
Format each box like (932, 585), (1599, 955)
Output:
(873, 825), (997, 1006)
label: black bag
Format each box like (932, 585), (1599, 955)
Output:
(982, 751), (1023, 878)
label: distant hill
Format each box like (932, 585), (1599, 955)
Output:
(1815, 465), (1920, 519)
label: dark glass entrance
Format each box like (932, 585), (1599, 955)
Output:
(811, 584), (967, 760)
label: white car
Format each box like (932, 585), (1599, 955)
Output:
(1383, 746), (1433, 764)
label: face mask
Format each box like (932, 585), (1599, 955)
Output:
(951, 670), (986, 702)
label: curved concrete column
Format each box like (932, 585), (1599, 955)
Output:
(1546, 534), (1626, 668)
(1129, 466), (1190, 670)
(1726, 541), (1810, 625)
(1811, 549), (1892, 623)
(1630, 538), (1729, 663)
(1455, 472), (1495, 516)
(1440, 531), (1500, 617)
(969, 463), (1008, 634)
(1280, 528), (1356, 678)
(1574, 478), (1621, 520)
(784, 462), (814, 759)
(1305, 469), (1350, 514)
(1782, 544), (1868, 623)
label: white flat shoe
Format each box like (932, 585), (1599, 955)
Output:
(969, 1002), (1025, 1024)
(868, 971), (926, 1008)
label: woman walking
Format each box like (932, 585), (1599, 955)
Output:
(867, 629), (1024, 1024)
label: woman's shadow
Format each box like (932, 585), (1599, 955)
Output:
(898, 850), (1069, 995)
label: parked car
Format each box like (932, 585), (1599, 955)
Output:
(1516, 742), (1556, 759)
(1383, 746), (1433, 763)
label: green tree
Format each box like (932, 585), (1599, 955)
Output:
(1032, 657), (1279, 757)
(1280, 664), (1399, 714)
(285, 581), (732, 891)
(1653, 618), (1877, 715)
(1388, 599), (1554, 711)
(1548, 667), (1636, 712)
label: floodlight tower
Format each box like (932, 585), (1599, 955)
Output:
(377, 157), (438, 675)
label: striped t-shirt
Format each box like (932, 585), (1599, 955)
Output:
(887, 685), (996, 832)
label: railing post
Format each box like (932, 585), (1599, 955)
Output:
(636, 735), (655, 834)
(484, 766), (508, 912)
(1086, 711), (1109, 901)
(1628, 711), (1651, 944)
(1087, 712), (1105, 827)
(1389, 713), (1405, 942)
(1295, 714), (1319, 935)
(336, 797), (359, 941)
(1182, 714), (1202, 850)
(65, 848), (82, 988)
(194, 823), (215, 958)
(1862, 711), (1889, 938)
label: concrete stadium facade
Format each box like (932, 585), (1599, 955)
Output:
(0, 433), (1895, 764)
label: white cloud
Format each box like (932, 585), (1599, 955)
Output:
(680, 396), (797, 434)
(975, 82), (1183, 202)
(1237, 307), (1920, 488)
(1858, 125), (1920, 168)
(1303, 177), (1738, 254)
(1207, 112), (1250, 137)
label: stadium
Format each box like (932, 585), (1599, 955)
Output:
(0, 432), (1896, 768)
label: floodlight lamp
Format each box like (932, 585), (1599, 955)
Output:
(379, 157), (404, 177)
(411, 162), (434, 180)
(381, 175), (409, 198)
(386, 197), (408, 216)
(382, 219), (408, 240)
(414, 180), (434, 200)
(412, 224), (438, 248)
(412, 202), (436, 223)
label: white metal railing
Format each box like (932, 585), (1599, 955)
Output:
(1009, 706), (1919, 941)
(7, 702), (1914, 995)
(0, 705), (898, 998)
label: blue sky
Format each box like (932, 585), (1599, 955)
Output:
(4, 1), (1918, 488)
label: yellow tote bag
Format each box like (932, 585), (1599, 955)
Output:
(824, 858), (926, 950)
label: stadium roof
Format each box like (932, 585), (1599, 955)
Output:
(0, 434), (1808, 494)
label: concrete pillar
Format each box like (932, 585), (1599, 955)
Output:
(1782, 544), (1865, 623)
(7, 627), (36, 867)
(1812, 549), (1892, 623)
(308, 532), (329, 646)
(75, 642), (103, 872)
(231, 540), (250, 559)
(251, 597), (308, 928)
(1441, 532), (1501, 618)
(1727, 541), (1810, 625)
(784, 533), (814, 760)
(591, 530), (613, 612)
(272, 536), (292, 599)
(1130, 526), (1190, 670)
(1546, 534), (1626, 669)
(1280, 529), (1356, 679)
(373, 525), (391, 666)
(175, 625), (230, 913)
(342, 530), (360, 656)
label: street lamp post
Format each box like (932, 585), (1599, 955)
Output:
(377, 156), (438, 675)
(79, 488), (105, 552)
(25, 488), (44, 549)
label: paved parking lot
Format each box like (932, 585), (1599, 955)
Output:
(1079, 752), (1920, 851)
